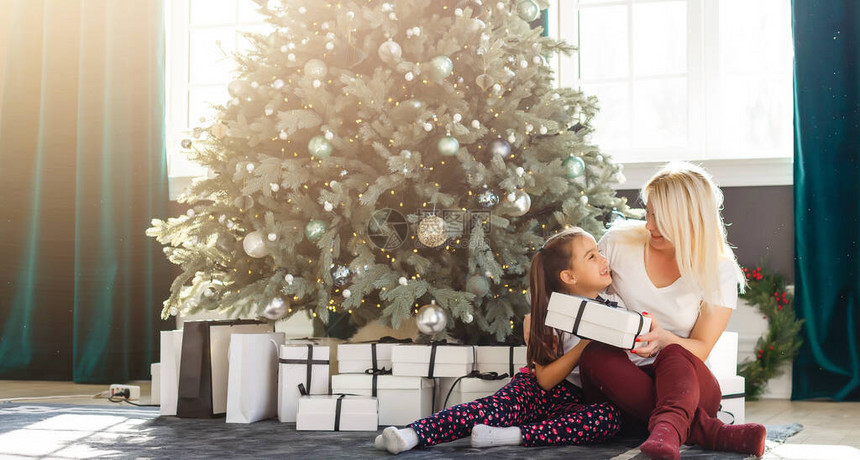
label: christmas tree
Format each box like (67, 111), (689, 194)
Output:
(147, 0), (633, 342)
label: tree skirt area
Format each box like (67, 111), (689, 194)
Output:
(0, 404), (802, 459)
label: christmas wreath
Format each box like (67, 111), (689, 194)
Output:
(737, 266), (805, 399)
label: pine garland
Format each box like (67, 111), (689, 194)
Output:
(737, 266), (805, 400)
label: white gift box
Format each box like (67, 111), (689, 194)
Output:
(159, 330), (183, 416)
(705, 332), (739, 378)
(278, 342), (331, 423)
(151, 363), (161, 405)
(545, 292), (651, 349)
(716, 375), (745, 425)
(296, 395), (378, 431)
(331, 374), (434, 426)
(226, 332), (286, 424)
(475, 346), (526, 376)
(438, 376), (511, 410)
(392, 344), (475, 378)
(337, 342), (399, 374)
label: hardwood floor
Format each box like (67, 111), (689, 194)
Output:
(2, 380), (860, 455)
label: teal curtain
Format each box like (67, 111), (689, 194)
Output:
(792, 0), (860, 401)
(0, 0), (171, 383)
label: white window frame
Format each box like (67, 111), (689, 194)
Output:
(546, 0), (793, 188)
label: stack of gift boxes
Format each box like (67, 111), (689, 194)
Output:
(154, 319), (527, 431)
(153, 304), (744, 431)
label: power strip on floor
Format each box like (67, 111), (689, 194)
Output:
(109, 384), (141, 401)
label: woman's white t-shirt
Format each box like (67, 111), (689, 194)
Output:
(598, 227), (739, 366)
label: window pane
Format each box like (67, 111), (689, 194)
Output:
(720, 0), (792, 75)
(189, 27), (239, 85)
(633, 78), (687, 148)
(190, 0), (237, 26)
(237, 24), (272, 56)
(715, 76), (792, 157)
(633, 1), (687, 77)
(586, 82), (631, 151)
(579, 5), (629, 80)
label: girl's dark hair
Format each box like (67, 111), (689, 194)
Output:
(526, 227), (587, 367)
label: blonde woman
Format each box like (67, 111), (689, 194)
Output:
(578, 162), (767, 460)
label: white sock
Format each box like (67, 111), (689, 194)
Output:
(374, 434), (385, 450)
(382, 426), (419, 454)
(470, 424), (522, 448)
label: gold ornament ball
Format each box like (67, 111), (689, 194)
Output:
(417, 215), (447, 247)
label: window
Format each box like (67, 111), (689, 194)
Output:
(164, 0), (268, 198)
(546, 0), (794, 187)
(165, 0), (795, 194)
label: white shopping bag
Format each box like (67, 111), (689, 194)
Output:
(226, 332), (286, 423)
(159, 330), (183, 416)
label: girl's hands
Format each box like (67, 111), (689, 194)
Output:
(631, 312), (668, 358)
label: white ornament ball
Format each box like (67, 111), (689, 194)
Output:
(343, 289), (352, 298)
(472, 120), (481, 129)
(243, 231), (269, 258)
(312, 79), (322, 88)
(324, 201), (334, 212)
(520, 60), (528, 69)
(423, 122), (433, 132)
(280, 45), (288, 53)
(463, 312), (474, 324)
(484, 270), (493, 278)
(399, 277), (408, 286)
(288, 53), (296, 62)
(279, 131), (288, 140)
(324, 130), (334, 140)
(265, 106), (275, 116)
(580, 195), (589, 205)
(508, 133), (516, 143)
(285, 273), (294, 285)
(246, 163), (255, 173)
(405, 72), (414, 81)
(516, 166), (525, 176)
(497, 2), (506, 10)
(303, 58), (328, 78)
(346, 11), (354, 19)
(298, 6), (307, 14)
(267, 232), (277, 242)
(416, 301), (447, 335)
(325, 42), (334, 51)
(186, 208), (195, 217)
(526, 124), (534, 132)
(270, 183), (280, 192)
(539, 125), (548, 134)
(272, 79), (285, 89)
(453, 113), (462, 123)
(455, 7), (464, 16)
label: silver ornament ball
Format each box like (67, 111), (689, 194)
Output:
(488, 138), (512, 158)
(308, 135), (333, 158)
(517, 0), (541, 22)
(466, 273), (491, 297)
(437, 136), (460, 156)
(377, 40), (402, 64)
(262, 297), (289, 320)
(305, 220), (327, 241)
(331, 265), (352, 287)
(562, 155), (586, 178)
(506, 190), (531, 217)
(477, 189), (499, 208)
(416, 301), (447, 335)
(242, 231), (269, 258)
(429, 55), (454, 80)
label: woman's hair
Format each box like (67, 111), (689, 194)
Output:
(640, 162), (746, 306)
(526, 227), (588, 367)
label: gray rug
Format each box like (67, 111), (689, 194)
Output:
(0, 403), (801, 459)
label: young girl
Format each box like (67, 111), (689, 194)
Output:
(375, 228), (621, 454)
